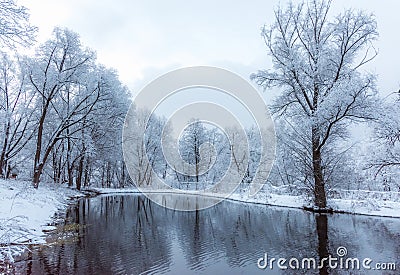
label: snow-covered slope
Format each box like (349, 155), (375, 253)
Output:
(0, 180), (83, 262)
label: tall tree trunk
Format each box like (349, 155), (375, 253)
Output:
(32, 96), (51, 188)
(0, 121), (10, 178)
(66, 87), (74, 187)
(76, 155), (84, 191)
(312, 126), (327, 209)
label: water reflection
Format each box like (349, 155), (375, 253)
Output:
(316, 214), (328, 275)
(15, 194), (400, 274)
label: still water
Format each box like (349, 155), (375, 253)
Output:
(16, 194), (399, 274)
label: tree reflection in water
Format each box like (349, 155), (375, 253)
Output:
(14, 194), (400, 275)
(316, 214), (328, 275)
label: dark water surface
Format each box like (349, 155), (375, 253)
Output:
(15, 194), (399, 274)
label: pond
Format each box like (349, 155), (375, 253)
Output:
(15, 194), (399, 274)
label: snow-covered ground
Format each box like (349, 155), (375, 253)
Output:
(0, 179), (83, 263)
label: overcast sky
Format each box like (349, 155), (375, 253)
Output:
(19, 0), (400, 96)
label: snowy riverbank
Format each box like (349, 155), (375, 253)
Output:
(0, 180), (83, 263)
(1, 181), (399, 264)
(88, 187), (400, 218)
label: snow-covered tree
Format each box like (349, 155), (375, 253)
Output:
(49, 66), (131, 190)
(252, 0), (378, 209)
(124, 108), (172, 188)
(175, 123), (231, 190)
(201, 127), (230, 186)
(84, 67), (131, 189)
(0, 0), (37, 48)
(225, 126), (248, 183)
(0, 21), (131, 189)
(368, 93), (400, 190)
(0, 52), (36, 178)
(27, 28), (100, 187)
(178, 119), (208, 187)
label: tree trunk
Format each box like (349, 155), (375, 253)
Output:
(52, 149), (60, 184)
(76, 155), (84, 191)
(120, 161), (126, 188)
(32, 134), (58, 187)
(101, 165), (105, 188)
(33, 163), (43, 188)
(0, 121), (10, 178)
(67, 163), (74, 187)
(83, 158), (90, 187)
(312, 126), (327, 209)
(106, 162), (112, 187)
(194, 136), (199, 190)
(66, 88), (73, 187)
(32, 96), (50, 188)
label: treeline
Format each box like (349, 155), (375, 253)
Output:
(127, 118), (269, 192)
(0, 28), (131, 189)
(0, 24), (271, 191)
